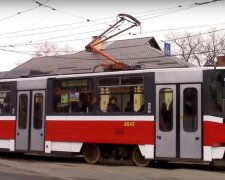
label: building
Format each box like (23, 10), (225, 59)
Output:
(1, 37), (194, 79)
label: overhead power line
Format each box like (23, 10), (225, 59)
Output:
(0, 0), (51, 23)
(0, 0), (218, 37)
(34, 1), (109, 26)
(0, 22), (111, 40)
(0, 0), (224, 48)
(0, 0), (221, 40)
(0, 3), (200, 36)
(161, 28), (225, 43)
(0, 21), (93, 37)
(140, 0), (225, 21)
(0, 28), (106, 48)
(2, 26), (225, 49)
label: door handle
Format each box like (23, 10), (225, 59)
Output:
(195, 137), (200, 141)
(157, 135), (161, 140)
(17, 132), (19, 136)
(40, 133), (43, 136)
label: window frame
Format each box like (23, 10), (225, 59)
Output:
(46, 73), (152, 116)
(159, 88), (173, 132)
(48, 77), (95, 115)
(97, 75), (145, 114)
(183, 87), (198, 133)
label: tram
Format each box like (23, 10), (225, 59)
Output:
(0, 66), (225, 166)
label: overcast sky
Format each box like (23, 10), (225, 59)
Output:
(0, 0), (225, 71)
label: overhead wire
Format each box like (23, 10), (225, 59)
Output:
(0, 0), (224, 50)
(0, 28), (106, 48)
(0, 22), (110, 40)
(1, 25), (225, 49)
(140, 6), (198, 21)
(0, 3), (198, 37)
(0, 0), (51, 23)
(0, 0), (217, 38)
(0, 0), (222, 71)
(14, 26), (225, 48)
(34, 1), (111, 27)
(139, 0), (225, 21)
(1, 19), (225, 44)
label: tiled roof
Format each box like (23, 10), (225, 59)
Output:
(0, 72), (7, 79)
(2, 37), (194, 79)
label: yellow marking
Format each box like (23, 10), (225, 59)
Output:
(124, 121), (135, 127)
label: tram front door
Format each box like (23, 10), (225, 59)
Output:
(155, 84), (202, 159)
(15, 90), (45, 151)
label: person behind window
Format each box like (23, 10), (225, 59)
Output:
(124, 101), (134, 112)
(88, 96), (101, 112)
(70, 93), (88, 113)
(107, 97), (121, 112)
(71, 101), (84, 112)
(34, 103), (42, 129)
(79, 93), (88, 113)
(159, 102), (168, 130)
(2, 99), (11, 114)
(160, 102), (172, 131)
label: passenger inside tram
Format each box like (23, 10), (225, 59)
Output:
(87, 96), (101, 112)
(159, 102), (172, 131)
(107, 97), (121, 112)
(2, 97), (11, 114)
(124, 101), (134, 112)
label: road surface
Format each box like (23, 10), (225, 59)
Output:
(0, 153), (225, 180)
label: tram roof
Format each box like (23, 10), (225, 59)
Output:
(0, 67), (206, 83)
(2, 37), (194, 79)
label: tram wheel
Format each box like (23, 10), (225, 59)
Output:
(131, 146), (150, 167)
(83, 144), (101, 164)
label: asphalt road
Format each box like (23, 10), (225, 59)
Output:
(0, 153), (225, 180)
(0, 164), (60, 180)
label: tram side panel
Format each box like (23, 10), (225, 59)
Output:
(0, 82), (17, 151)
(203, 70), (225, 162)
(44, 74), (155, 158)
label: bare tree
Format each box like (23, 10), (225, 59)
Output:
(62, 45), (75, 55)
(201, 28), (225, 65)
(165, 31), (202, 66)
(165, 28), (225, 66)
(33, 41), (75, 57)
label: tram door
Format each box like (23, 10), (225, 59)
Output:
(15, 90), (45, 151)
(155, 84), (201, 159)
(180, 84), (201, 159)
(156, 85), (176, 158)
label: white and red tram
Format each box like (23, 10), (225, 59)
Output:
(0, 67), (225, 166)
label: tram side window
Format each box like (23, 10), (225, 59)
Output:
(33, 93), (43, 130)
(98, 76), (144, 113)
(159, 88), (173, 132)
(52, 79), (94, 114)
(183, 88), (198, 132)
(18, 94), (28, 129)
(210, 71), (225, 114)
(0, 84), (12, 115)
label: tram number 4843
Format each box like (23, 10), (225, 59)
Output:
(124, 121), (135, 127)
